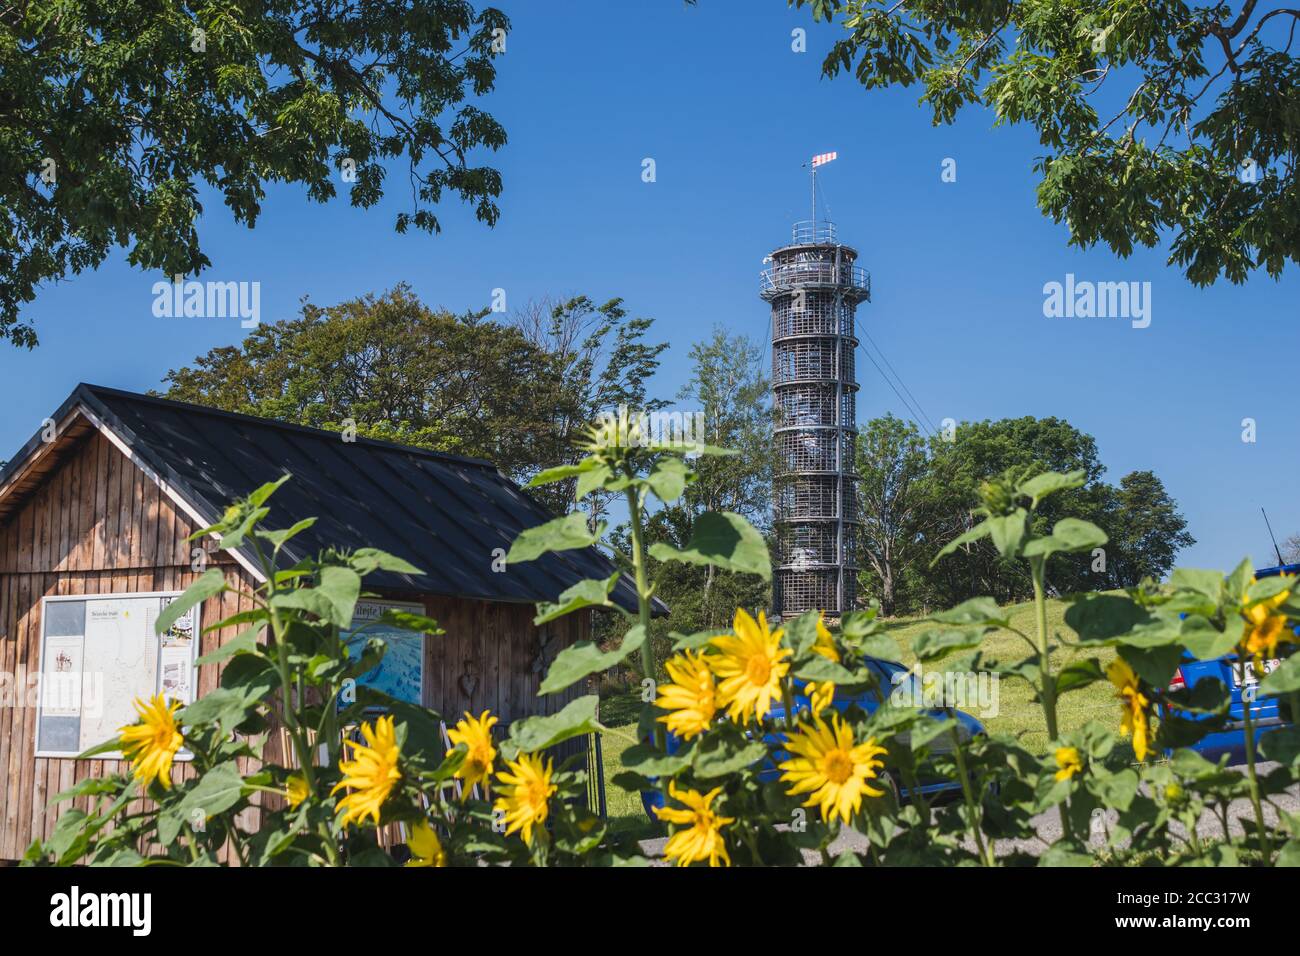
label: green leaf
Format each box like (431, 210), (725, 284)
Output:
(179, 687), (260, 736)
(374, 610), (444, 635)
(317, 565), (362, 628)
(621, 743), (691, 777)
(527, 458), (600, 488)
(1065, 593), (1152, 644)
(539, 625), (647, 695)
(1118, 644), (1182, 689)
(75, 736), (126, 760)
(648, 511), (771, 581)
(1277, 840), (1300, 868)
(671, 628), (726, 650)
(534, 572), (620, 625)
(194, 628), (261, 666)
(987, 510), (1029, 559)
(270, 588), (335, 622)
(782, 611), (821, 656)
(158, 763), (247, 846)
(507, 513), (605, 564)
(1170, 569), (1226, 602)
(645, 457), (691, 504)
(1055, 658), (1105, 696)
(1179, 615), (1238, 660)
(156, 568), (227, 635)
(930, 597), (1009, 628)
(349, 548), (424, 576)
(1017, 469), (1086, 508)
(933, 516), (993, 564)
(576, 463), (616, 500)
(501, 695), (603, 758)
(1087, 767), (1139, 812)
(1023, 518), (1107, 558)
(247, 474), (291, 508)
(794, 655), (869, 687)
(50, 777), (124, 805)
(254, 517), (317, 551)
(691, 733), (766, 778)
(1038, 844), (1095, 867)
(911, 626), (986, 662)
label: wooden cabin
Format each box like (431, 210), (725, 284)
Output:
(0, 384), (641, 860)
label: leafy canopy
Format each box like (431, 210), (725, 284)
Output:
(792, 0), (1300, 287)
(1, 0), (508, 346)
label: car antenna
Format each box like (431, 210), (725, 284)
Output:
(1261, 507), (1285, 566)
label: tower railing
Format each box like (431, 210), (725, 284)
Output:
(760, 262), (870, 298)
(789, 220), (837, 245)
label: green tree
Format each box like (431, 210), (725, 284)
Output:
(606, 327), (773, 668)
(1, 1), (508, 347)
(161, 285), (566, 482)
(511, 296), (669, 518)
(854, 414), (935, 616)
(1096, 469), (1196, 586)
(918, 416), (1109, 606)
(793, 0), (1300, 287)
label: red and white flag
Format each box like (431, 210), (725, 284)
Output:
(811, 151), (838, 168)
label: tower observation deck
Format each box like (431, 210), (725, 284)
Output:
(760, 220), (870, 620)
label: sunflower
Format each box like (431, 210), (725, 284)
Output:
(1054, 746), (1083, 781)
(812, 612), (840, 663)
(653, 782), (734, 867)
(710, 609), (791, 724)
(445, 710), (498, 794)
(331, 715), (402, 828)
(1106, 658), (1152, 762)
(809, 680), (835, 715)
(285, 773), (309, 809)
(778, 711), (888, 824)
(1241, 605), (1291, 663)
(655, 650), (719, 739)
(118, 694), (184, 790)
(406, 819), (448, 867)
(494, 753), (557, 845)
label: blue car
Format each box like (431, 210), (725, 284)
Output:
(1159, 562), (1298, 764)
(641, 656), (987, 819)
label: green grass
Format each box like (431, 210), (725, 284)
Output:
(883, 596), (1120, 754)
(597, 596), (1123, 836)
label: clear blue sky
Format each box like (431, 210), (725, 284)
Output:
(3, 0), (1297, 570)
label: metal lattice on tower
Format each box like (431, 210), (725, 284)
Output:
(760, 219), (870, 620)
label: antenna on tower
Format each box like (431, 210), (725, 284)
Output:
(1262, 507), (1285, 566)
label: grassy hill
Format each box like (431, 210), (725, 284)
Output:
(882, 596), (1119, 753)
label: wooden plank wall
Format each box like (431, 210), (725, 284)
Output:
(0, 425), (593, 861)
(421, 595), (589, 732)
(0, 430), (261, 861)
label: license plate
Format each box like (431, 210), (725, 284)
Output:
(1231, 659), (1281, 687)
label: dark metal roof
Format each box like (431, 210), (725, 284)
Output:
(2, 384), (657, 614)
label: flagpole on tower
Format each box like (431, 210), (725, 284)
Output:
(811, 164), (817, 235)
(807, 152), (837, 239)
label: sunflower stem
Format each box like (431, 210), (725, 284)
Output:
(1239, 695), (1272, 860)
(948, 714), (992, 866)
(624, 480), (663, 750)
(1031, 557), (1071, 844)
